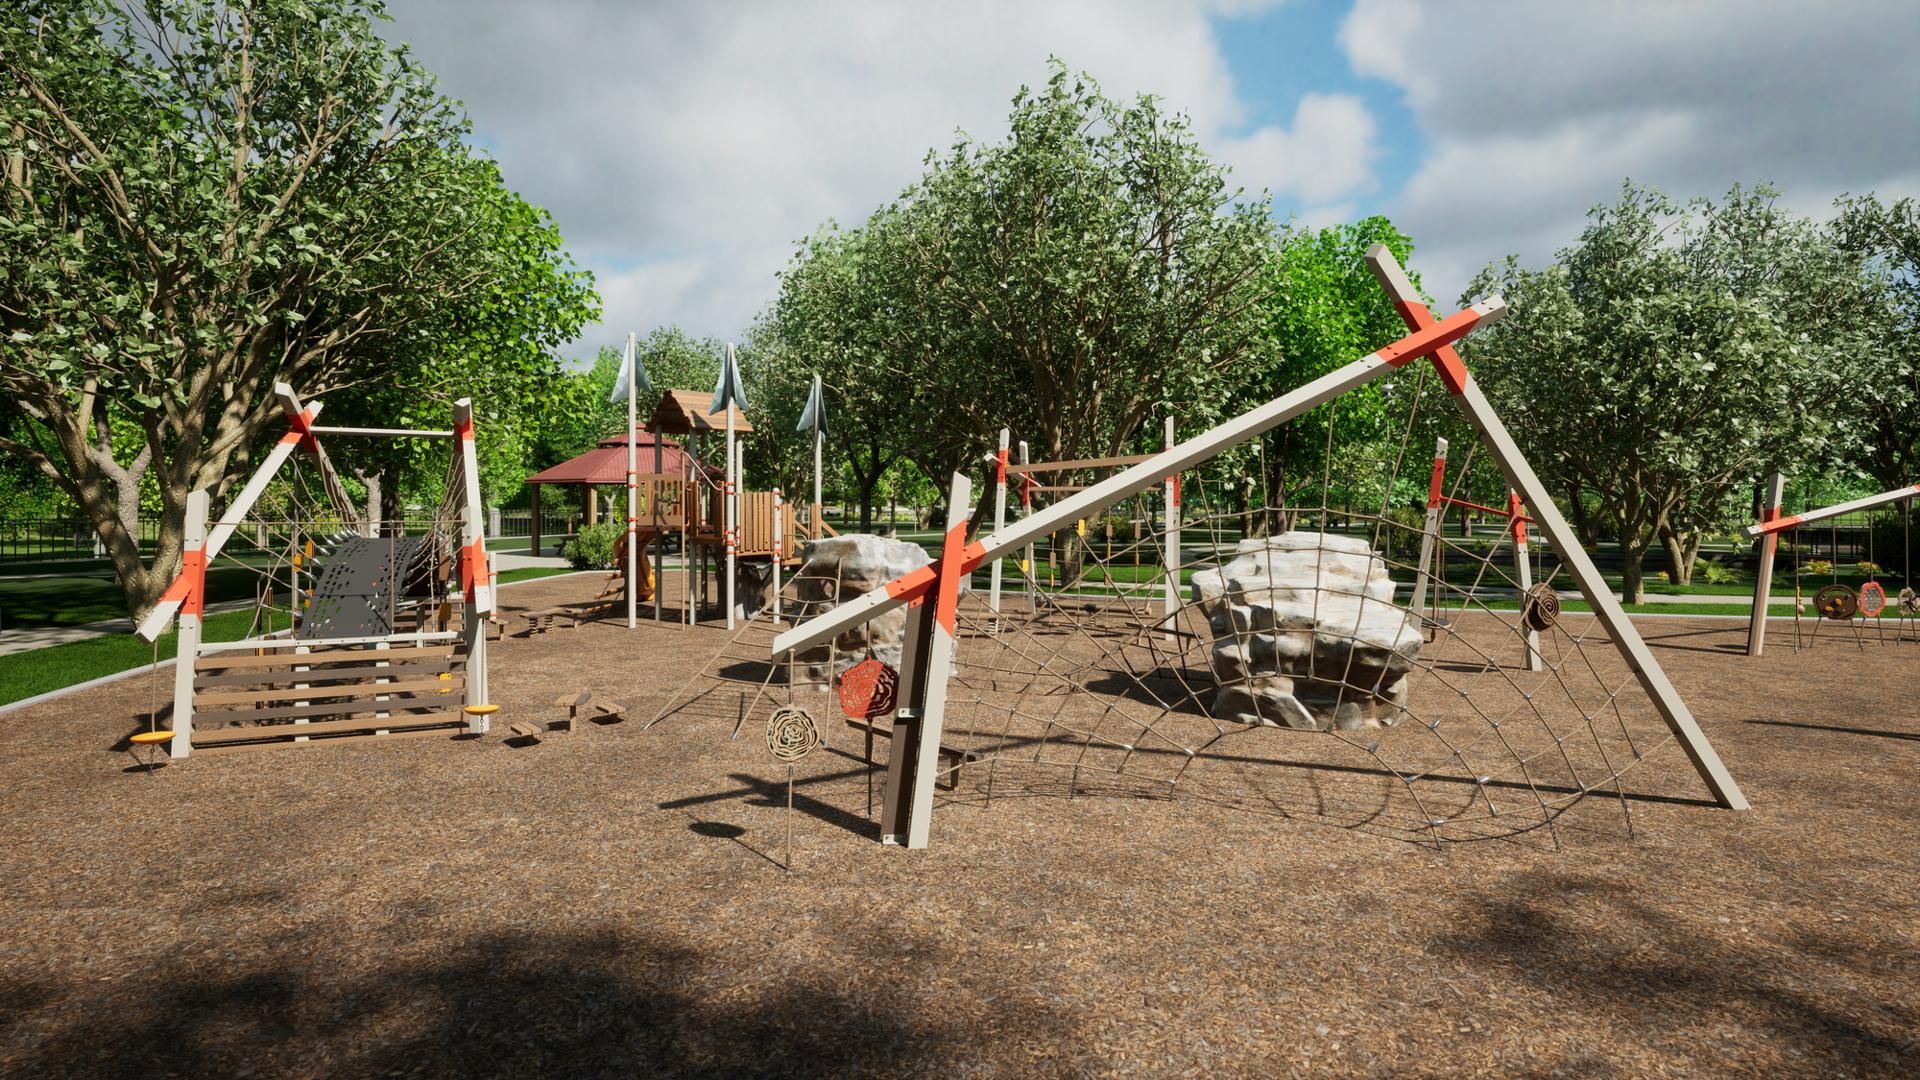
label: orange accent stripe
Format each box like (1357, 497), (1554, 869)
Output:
(932, 520), (970, 636)
(996, 449), (1008, 485)
(1383, 299), (1472, 394)
(162, 547), (208, 616)
(1427, 455), (1447, 504)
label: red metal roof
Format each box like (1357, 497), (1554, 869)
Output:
(525, 431), (698, 486)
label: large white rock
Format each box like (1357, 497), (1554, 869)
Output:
(789, 534), (931, 686)
(1190, 532), (1424, 731)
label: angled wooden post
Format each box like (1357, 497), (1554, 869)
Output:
(1162, 414), (1180, 638)
(880, 472), (973, 848)
(1748, 472), (1786, 657)
(1411, 437), (1448, 628)
(770, 294), (1508, 660)
(138, 388), (332, 641)
(1365, 244), (1747, 810)
(453, 398), (493, 724)
(1019, 441), (1037, 615)
(1509, 489), (1543, 671)
(168, 490), (210, 758)
(988, 428), (1009, 628)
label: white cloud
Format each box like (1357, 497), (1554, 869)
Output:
(1342, 0), (1920, 305)
(1217, 92), (1379, 205)
(383, 0), (1374, 356)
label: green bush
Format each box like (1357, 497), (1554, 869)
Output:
(563, 520), (622, 569)
(1382, 505), (1427, 562)
(1801, 559), (1833, 577)
(1696, 556), (1745, 585)
(1857, 560), (1884, 576)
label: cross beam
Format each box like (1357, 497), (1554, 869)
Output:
(768, 294), (1509, 657)
(1743, 482), (1920, 539)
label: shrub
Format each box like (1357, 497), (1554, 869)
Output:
(1857, 560), (1883, 576)
(1696, 556), (1745, 585)
(563, 520), (622, 569)
(1801, 559), (1833, 577)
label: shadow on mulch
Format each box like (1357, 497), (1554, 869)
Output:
(1427, 872), (1919, 1073)
(1, 927), (1057, 1079)
(1745, 718), (1920, 743)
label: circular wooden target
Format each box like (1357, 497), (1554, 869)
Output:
(766, 705), (820, 763)
(838, 656), (898, 720)
(1814, 584), (1858, 621)
(1858, 581), (1888, 618)
(1521, 583), (1561, 632)
(1900, 587), (1920, 615)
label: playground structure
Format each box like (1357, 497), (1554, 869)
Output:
(1743, 473), (1920, 655)
(1411, 437), (1550, 672)
(983, 423), (1174, 628)
(135, 384), (495, 757)
(713, 247), (1750, 851)
(522, 382), (835, 628)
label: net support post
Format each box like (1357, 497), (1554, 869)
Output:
(1162, 414), (1181, 639)
(167, 490), (210, 759)
(988, 428), (1009, 628)
(879, 471), (973, 848)
(1748, 472), (1786, 657)
(1364, 243), (1748, 811)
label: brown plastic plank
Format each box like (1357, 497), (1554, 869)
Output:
(195, 645), (455, 671)
(193, 712), (466, 744)
(194, 677), (457, 707)
(194, 695), (458, 725)
(189, 726), (458, 755)
(193, 659), (455, 690)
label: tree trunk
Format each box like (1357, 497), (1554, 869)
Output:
(1659, 524), (1703, 586)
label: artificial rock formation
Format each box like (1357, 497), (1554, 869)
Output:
(789, 534), (931, 687)
(1190, 532), (1424, 731)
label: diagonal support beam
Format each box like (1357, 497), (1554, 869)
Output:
(1743, 482), (1920, 539)
(1364, 243), (1747, 811)
(769, 294), (1508, 657)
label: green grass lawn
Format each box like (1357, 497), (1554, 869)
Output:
(0, 566), (577, 707)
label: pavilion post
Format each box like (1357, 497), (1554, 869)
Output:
(530, 484), (541, 558)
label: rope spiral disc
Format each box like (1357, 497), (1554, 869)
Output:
(1813, 584), (1858, 621)
(766, 705), (820, 763)
(1858, 580), (1887, 618)
(1900, 587), (1920, 616)
(838, 656), (898, 721)
(1521, 583), (1561, 633)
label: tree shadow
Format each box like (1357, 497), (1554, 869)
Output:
(1745, 718), (1919, 743)
(1426, 872), (1919, 1073)
(2, 926), (1058, 1078)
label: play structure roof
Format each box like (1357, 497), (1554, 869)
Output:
(525, 431), (698, 486)
(649, 389), (752, 435)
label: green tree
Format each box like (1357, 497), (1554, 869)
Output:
(1247, 216), (1431, 529)
(0, 0), (593, 619)
(1466, 183), (1885, 601)
(1832, 193), (1920, 490)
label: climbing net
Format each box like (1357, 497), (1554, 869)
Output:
(661, 367), (1721, 847)
(209, 441), (467, 641)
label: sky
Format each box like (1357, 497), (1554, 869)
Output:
(381, 0), (1920, 361)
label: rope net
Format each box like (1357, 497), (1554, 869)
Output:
(660, 370), (1716, 847)
(205, 442), (466, 640)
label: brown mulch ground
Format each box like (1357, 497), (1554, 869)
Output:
(2, 572), (1916, 1078)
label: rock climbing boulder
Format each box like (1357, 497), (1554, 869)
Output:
(1190, 532), (1423, 731)
(788, 534), (931, 687)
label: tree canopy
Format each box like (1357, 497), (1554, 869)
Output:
(1464, 183), (1890, 600)
(1, 0), (594, 618)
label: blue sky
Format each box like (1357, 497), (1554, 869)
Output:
(384, 0), (1920, 356)
(1214, 1), (1420, 219)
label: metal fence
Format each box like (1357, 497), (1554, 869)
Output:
(0, 518), (161, 563)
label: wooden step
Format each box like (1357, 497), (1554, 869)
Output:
(192, 711), (466, 745)
(194, 676), (458, 707)
(196, 644), (455, 671)
(191, 727), (456, 755)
